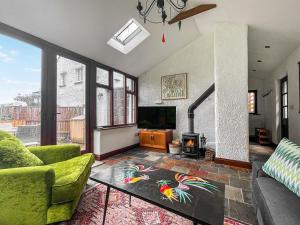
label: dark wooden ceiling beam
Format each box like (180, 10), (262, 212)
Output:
(168, 4), (217, 25)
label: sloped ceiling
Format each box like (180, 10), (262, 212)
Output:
(0, 0), (299, 78)
(0, 0), (200, 76)
(189, 0), (300, 78)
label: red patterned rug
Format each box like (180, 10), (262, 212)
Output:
(61, 184), (248, 225)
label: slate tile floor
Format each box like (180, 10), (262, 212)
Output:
(89, 147), (262, 225)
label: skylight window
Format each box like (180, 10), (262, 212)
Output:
(107, 18), (150, 54)
(114, 20), (142, 45)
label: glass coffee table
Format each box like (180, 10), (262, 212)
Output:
(90, 162), (225, 225)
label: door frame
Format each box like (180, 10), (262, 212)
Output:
(280, 76), (289, 139)
(50, 51), (91, 152)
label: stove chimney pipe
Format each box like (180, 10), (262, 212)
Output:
(188, 84), (215, 133)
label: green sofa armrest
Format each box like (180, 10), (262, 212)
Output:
(28, 144), (81, 164)
(0, 166), (55, 225)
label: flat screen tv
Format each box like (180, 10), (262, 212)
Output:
(137, 106), (176, 129)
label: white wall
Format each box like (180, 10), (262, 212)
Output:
(264, 44), (300, 144)
(248, 77), (265, 136)
(94, 126), (139, 155)
(214, 23), (249, 162)
(139, 33), (216, 146)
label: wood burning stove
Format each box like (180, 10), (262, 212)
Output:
(182, 133), (200, 157)
(181, 84), (215, 158)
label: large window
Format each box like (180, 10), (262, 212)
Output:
(96, 68), (137, 127)
(0, 22), (136, 153)
(0, 34), (42, 146)
(248, 90), (257, 114)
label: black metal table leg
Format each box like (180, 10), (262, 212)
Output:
(129, 194), (132, 207)
(102, 185), (110, 225)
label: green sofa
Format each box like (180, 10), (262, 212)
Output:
(0, 132), (95, 225)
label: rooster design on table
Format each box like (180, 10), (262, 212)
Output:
(157, 173), (218, 203)
(119, 164), (157, 184)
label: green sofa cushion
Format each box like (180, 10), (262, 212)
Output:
(263, 138), (300, 197)
(0, 130), (20, 143)
(0, 136), (44, 169)
(47, 202), (74, 224)
(50, 153), (94, 204)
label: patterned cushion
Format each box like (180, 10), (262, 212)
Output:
(262, 138), (300, 197)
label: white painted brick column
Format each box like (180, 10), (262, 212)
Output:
(214, 22), (249, 162)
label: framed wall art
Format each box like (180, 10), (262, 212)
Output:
(161, 73), (187, 100)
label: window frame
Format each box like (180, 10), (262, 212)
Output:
(248, 90), (258, 115)
(74, 66), (84, 84)
(280, 77), (288, 119)
(96, 86), (112, 127)
(280, 76), (289, 138)
(114, 20), (142, 46)
(95, 66), (138, 128)
(107, 18), (150, 54)
(0, 21), (137, 154)
(59, 72), (67, 87)
(125, 76), (137, 125)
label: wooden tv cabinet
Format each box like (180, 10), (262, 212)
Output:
(139, 130), (173, 152)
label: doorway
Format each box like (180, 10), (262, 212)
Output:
(280, 76), (289, 139)
(56, 55), (87, 150)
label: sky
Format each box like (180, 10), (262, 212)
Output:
(0, 34), (41, 104)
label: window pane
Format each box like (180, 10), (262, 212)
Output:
(127, 93), (136, 124)
(96, 68), (109, 86)
(57, 55), (86, 150)
(248, 92), (256, 113)
(283, 107), (288, 119)
(0, 34), (42, 146)
(283, 94), (288, 106)
(248, 106), (255, 113)
(75, 67), (84, 83)
(113, 72), (125, 125)
(126, 78), (135, 92)
(59, 72), (67, 87)
(114, 20), (142, 45)
(282, 81), (287, 94)
(96, 88), (111, 126)
(116, 21), (139, 42)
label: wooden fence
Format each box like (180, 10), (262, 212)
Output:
(0, 120), (26, 127)
(0, 118), (85, 145)
(0, 106), (85, 144)
(70, 119), (85, 144)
